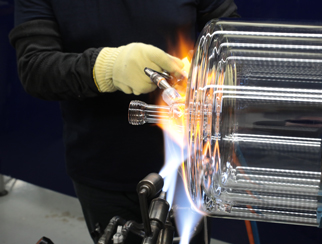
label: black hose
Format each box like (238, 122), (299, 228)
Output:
(119, 220), (145, 244)
(97, 216), (126, 244)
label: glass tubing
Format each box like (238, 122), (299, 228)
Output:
(128, 19), (322, 227)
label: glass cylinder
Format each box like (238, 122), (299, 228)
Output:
(184, 19), (322, 227)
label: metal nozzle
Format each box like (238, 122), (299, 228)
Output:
(144, 68), (172, 90)
(137, 173), (164, 198)
(144, 67), (156, 78)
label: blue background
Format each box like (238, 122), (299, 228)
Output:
(1, 0), (322, 243)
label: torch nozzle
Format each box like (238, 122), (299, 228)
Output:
(144, 67), (155, 78)
(144, 67), (184, 106)
(144, 68), (172, 90)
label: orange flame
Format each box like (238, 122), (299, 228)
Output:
(156, 34), (208, 213)
(157, 34), (211, 218)
(167, 32), (195, 60)
(156, 32), (194, 146)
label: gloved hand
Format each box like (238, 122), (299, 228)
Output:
(93, 43), (185, 95)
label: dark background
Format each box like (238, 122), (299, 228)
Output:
(1, 0), (322, 243)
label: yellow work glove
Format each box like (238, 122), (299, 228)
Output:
(93, 43), (185, 95)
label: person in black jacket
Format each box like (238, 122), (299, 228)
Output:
(9, 1), (238, 243)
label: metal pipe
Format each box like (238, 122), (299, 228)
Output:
(203, 216), (208, 244)
(142, 191), (170, 244)
(138, 188), (152, 237)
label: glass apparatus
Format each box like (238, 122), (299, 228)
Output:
(128, 19), (322, 227)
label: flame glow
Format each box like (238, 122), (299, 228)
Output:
(156, 33), (193, 148)
(156, 34), (212, 244)
(159, 132), (183, 207)
(179, 214), (203, 244)
(157, 62), (188, 204)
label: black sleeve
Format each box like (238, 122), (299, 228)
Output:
(197, 0), (240, 31)
(9, 19), (102, 101)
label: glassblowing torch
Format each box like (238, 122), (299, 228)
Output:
(95, 173), (175, 244)
(144, 68), (183, 106)
(144, 68), (173, 90)
(128, 68), (185, 127)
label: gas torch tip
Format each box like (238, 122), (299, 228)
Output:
(144, 67), (154, 77)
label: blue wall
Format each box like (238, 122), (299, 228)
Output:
(236, 0), (322, 22)
(0, 0), (74, 196)
(1, 0), (322, 243)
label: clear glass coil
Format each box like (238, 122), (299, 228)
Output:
(184, 19), (322, 227)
